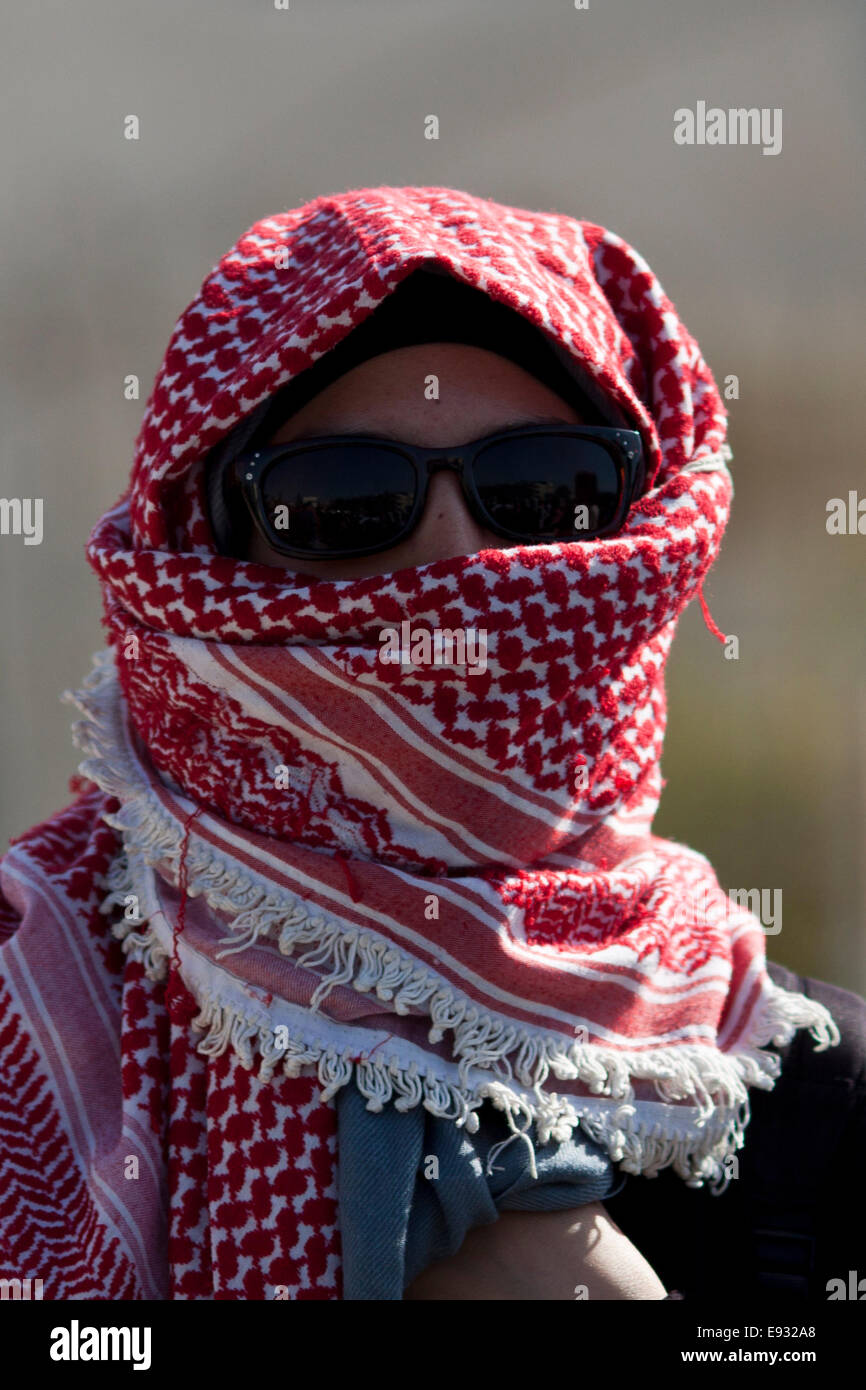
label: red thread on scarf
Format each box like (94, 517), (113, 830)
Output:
(334, 848), (361, 902)
(166, 806), (203, 1024)
(697, 583), (727, 645)
(350, 1033), (393, 1064)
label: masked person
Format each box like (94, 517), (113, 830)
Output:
(0, 186), (862, 1302)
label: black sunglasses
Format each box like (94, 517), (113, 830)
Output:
(228, 424), (645, 560)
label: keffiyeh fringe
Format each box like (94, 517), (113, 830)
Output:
(68, 651), (839, 1193)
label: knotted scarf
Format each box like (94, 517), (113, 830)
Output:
(0, 186), (839, 1300)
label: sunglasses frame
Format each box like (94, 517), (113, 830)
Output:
(231, 424), (646, 560)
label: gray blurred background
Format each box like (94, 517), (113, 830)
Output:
(1, 0), (863, 990)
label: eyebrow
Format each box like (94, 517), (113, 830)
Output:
(285, 414), (577, 444)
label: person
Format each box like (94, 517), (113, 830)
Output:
(0, 185), (861, 1301)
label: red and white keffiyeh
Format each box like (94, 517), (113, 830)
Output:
(0, 186), (839, 1300)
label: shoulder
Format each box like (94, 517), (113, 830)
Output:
(765, 958), (866, 1092)
(606, 961), (866, 1298)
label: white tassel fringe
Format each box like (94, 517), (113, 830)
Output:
(69, 649), (841, 1192)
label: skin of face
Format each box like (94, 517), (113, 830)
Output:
(242, 341), (584, 578)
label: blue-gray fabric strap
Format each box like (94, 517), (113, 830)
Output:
(335, 1081), (626, 1300)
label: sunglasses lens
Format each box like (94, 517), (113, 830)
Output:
(260, 444), (417, 553)
(473, 434), (623, 539)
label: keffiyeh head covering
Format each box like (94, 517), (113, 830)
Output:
(0, 185), (839, 1300)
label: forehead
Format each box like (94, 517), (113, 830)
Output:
(267, 343), (585, 446)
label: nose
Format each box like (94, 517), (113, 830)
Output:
(426, 456), (463, 474)
(409, 469), (497, 565)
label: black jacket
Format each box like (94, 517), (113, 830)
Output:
(605, 961), (866, 1301)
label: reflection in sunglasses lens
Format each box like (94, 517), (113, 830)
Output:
(473, 436), (620, 538)
(262, 444), (416, 552)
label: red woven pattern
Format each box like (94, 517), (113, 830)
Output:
(163, 980), (342, 1301)
(0, 972), (141, 1299)
(0, 812), (342, 1301)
